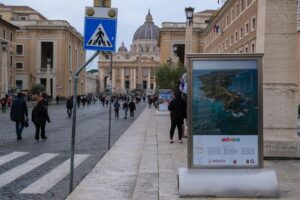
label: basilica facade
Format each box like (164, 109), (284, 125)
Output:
(98, 11), (160, 94)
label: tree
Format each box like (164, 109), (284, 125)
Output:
(155, 63), (186, 91)
(31, 84), (46, 95)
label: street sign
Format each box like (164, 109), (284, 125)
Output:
(84, 7), (118, 52)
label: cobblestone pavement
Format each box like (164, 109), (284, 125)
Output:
(0, 101), (146, 200)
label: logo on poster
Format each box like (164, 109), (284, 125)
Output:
(222, 137), (241, 142)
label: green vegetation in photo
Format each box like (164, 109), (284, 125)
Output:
(155, 63), (186, 91)
(31, 84), (46, 95)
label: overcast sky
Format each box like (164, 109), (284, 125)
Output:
(1, 0), (221, 69)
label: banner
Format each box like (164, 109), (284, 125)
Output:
(158, 89), (172, 111)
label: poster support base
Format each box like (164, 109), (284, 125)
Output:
(178, 168), (279, 198)
(156, 110), (169, 116)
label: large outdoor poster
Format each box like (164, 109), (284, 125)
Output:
(191, 58), (261, 168)
(158, 89), (173, 111)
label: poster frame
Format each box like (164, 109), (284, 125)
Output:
(187, 54), (264, 169)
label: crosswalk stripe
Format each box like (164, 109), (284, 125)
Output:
(20, 154), (89, 194)
(0, 153), (58, 188)
(0, 152), (28, 167)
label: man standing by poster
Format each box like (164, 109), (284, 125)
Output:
(168, 90), (186, 143)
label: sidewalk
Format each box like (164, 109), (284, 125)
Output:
(66, 108), (300, 200)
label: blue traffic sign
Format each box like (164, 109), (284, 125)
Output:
(84, 17), (117, 52)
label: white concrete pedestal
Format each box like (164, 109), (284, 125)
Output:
(179, 168), (279, 198)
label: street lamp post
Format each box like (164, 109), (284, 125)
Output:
(1, 41), (8, 98)
(184, 7), (194, 67)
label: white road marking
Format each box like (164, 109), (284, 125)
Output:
(20, 154), (89, 194)
(0, 152), (28, 167)
(0, 153), (58, 188)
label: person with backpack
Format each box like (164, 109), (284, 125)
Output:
(32, 99), (50, 141)
(113, 99), (120, 118)
(128, 99), (136, 119)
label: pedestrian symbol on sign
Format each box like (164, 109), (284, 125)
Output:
(87, 23), (112, 47)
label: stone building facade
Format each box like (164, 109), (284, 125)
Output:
(0, 18), (18, 98)
(0, 4), (86, 97)
(98, 11), (160, 94)
(159, 0), (299, 153)
(85, 69), (99, 94)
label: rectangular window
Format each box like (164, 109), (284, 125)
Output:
(16, 62), (23, 70)
(16, 45), (23, 55)
(252, 43), (255, 53)
(235, 31), (239, 42)
(252, 17), (256, 30)
(142, 68), (148, 76)
(68, 46), (72, 72)
(10, 32), (13, 42)
(231, 35), (234, 45)
(16, 80), (23, 90)
(3, 29), (6, 39)
(10, 55), (13, 66)
(231, 8), (235, 21)
(241, 0), (245, 11)
(226, 15), (230, 26)
(240, 28), (244, 38)
(246, 23), (249, 34)
(75, 49), (78, 69)
(41, 42), (53, 68)
(236, 3), (239, 17)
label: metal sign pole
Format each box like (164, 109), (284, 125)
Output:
(108, 52), (113, 151)
(69, 51), (100, 194)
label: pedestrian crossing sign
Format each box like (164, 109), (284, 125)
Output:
(84, 17), (117, 52)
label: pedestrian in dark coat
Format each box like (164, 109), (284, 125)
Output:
(10, 93), (28, 140)
(32, 100), (50, 141)
(66, 96), (73, 118)
(113, 100), (120, 118)
(76, 95), (81, 108)
(123, 100), (129, 119)
(128, 99), (136, 119)
(168, 90), (187, 143)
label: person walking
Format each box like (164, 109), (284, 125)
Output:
(128, 99), (136, 119)
(66, 96), (73, 118)
(168, 90), (187, 144)
(76, 95), (81, 108)
(1, 97), (6, 113)
(122, 100), (129, 119)
(32, 100), (50, 141)
(10, 92), (28, 140)
(113, 99), (120, 118)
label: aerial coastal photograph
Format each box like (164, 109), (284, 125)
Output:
(192, 60), (258, 136)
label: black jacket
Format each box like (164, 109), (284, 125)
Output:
(168, 97), (187, 121)
(32, 104), (50, 126)
(10, 97), (28, 122)
(66, 98), (73, 109)
(128, 101), (136, 111)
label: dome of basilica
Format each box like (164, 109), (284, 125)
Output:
(132, 10), (159, 41)
(118, 42), (128, 52)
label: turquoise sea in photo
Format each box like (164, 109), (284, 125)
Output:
(192, 68), (258, 135)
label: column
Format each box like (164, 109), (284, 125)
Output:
(147, 68), (151, 89)
(1, 51), (7, 97)
(134, 68), (136, 89)
(130, 68), (133, 89)
(53, 77), (57, 98)
(184, 20), (193, 67)
(121, 68), (125, 92)
(46, 64), (51, 95)
(112, 68), (116, 93)
(256, 0), (297, 137)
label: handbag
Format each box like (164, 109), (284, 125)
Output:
(23, 118), (29, 128)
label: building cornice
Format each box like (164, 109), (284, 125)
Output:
(11, 20), (83, 41)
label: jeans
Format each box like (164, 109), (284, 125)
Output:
(16, 121), (24, 138)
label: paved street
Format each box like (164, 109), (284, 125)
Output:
(0, 101), (146, 200)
